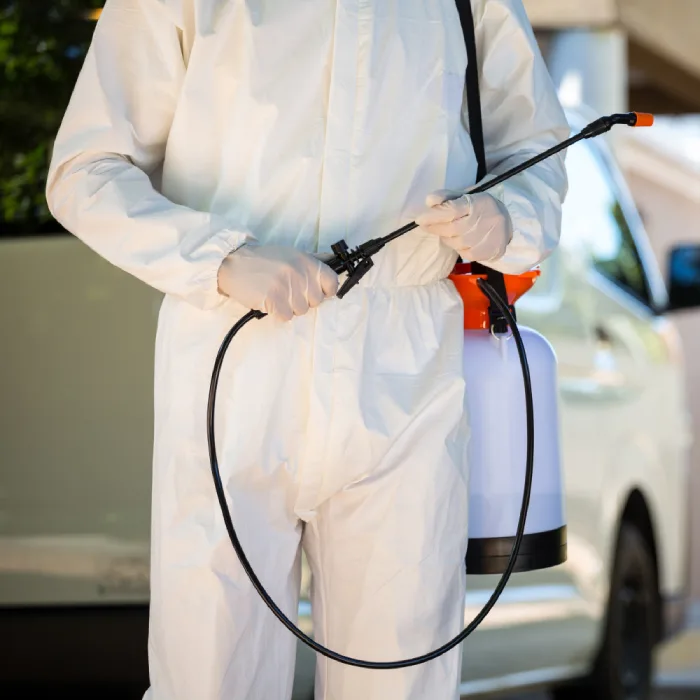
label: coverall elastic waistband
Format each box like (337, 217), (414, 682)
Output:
(331, 238), (459, 291)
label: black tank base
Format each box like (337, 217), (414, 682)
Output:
(465, 525), (567, 575)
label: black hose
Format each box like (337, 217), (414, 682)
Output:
(205, 115), (640, 664)
(206, 278), (534, 669)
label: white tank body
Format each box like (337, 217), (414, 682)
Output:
(463, 327), (565, 543)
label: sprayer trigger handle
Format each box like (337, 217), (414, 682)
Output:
(337, 257), (373, 299)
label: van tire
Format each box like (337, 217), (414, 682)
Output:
(553, 523), (657, 700)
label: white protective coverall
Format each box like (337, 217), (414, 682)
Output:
(46, 0), (568, 698)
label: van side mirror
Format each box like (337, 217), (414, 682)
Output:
(668, 244), (700, 312)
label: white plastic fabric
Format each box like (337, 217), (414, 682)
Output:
(46, 1), (569, 698)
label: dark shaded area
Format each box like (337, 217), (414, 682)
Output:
(0, 685), (146, 699)
(0, 605), (149, 687)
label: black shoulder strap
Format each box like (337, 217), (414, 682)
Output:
(455, 0), (513, 330)
(456, 0), (487, 182)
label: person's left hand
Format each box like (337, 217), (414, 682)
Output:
(416, 190), (513, 263)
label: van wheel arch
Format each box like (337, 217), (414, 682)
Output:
(553, 489), (661, 700)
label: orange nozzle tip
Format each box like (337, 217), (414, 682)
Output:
(634, 112), (654, 127)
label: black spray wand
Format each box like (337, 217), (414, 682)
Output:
(327, 111), (654, 298)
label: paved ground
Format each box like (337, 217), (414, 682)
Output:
(651, 628), (700, 700)
(509, 629), (700, 699)
(513, 692), (700, 700)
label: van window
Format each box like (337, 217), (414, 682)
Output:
(561, 140), (651, 306)
(0, 3), (101, 237)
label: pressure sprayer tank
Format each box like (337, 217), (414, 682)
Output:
(448, 264), (567, 575)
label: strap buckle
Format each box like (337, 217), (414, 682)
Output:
(471, 261), (515, 334)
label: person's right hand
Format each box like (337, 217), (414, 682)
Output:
(217, 244), (339, 322)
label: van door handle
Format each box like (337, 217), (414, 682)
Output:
(594, 324), (613, 345)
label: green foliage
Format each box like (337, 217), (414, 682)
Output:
(0, 1), (102, 233)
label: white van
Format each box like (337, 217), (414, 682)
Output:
(0, 107), (696, 699)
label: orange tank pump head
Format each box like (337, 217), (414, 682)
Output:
(448, 263), (540, 330)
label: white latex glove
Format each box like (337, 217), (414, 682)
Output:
(416, 190), (514, 263)
(217, 245), (339, 322)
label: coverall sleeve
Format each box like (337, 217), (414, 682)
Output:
(46, 0), (253, 310)
(472, 0), (570, 275)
